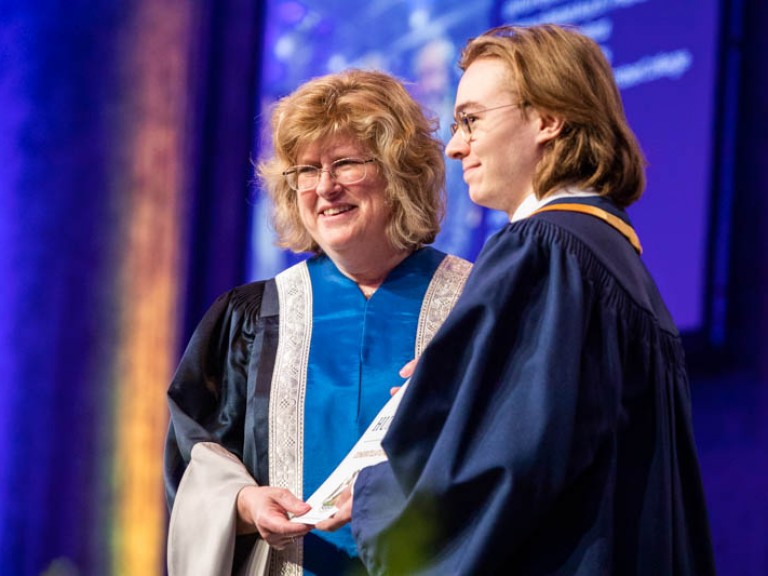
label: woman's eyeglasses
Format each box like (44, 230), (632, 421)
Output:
(282, 158), (377, 192)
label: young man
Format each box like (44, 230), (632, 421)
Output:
(326, 24), (715, 575)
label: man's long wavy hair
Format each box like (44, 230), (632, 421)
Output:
(460, 24), (646, 208)
(258, 69), (445, 254)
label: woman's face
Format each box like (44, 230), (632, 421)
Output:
(294, 135), (394, 262)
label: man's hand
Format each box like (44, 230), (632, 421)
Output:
(314, 486), (353, 532)
(399, 358), (417, 379)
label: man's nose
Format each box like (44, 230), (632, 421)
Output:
(445, 130), (469, 159)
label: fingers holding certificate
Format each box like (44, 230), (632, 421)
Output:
(314, 484), (354, 532)
(292, 382), (409, 526)
(236, 485), (313, 549)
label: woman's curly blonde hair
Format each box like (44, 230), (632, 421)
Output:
(258, 69), (445, 254)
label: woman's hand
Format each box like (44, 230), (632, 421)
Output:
(314, 485), (353, 532)
(236, 486), (313, 549)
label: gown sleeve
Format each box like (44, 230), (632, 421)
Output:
(167, 442), (269, 576)
(352, 221), (614, 575)
(164, 282), (266, 509)
(163, 283), (269, 575)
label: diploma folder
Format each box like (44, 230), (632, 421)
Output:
(291, 381), (409, 524)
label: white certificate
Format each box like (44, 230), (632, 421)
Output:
(291, 381), (409, 524)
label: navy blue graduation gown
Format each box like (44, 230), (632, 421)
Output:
(352, 197), (715, 575)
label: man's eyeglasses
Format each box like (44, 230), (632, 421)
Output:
(282, 158), (377, 192)
(450, 103), (524, 142)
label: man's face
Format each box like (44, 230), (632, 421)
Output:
(446, 57), (549, 218)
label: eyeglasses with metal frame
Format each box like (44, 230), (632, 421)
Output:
(450, 103), (524, 142)
(282, 158), (377, 192)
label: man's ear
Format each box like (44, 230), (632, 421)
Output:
(535, 111), (565, 145)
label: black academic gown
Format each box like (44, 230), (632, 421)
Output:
(352, 196), (715, 576)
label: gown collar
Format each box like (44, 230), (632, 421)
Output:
(511, 187), (599, 222)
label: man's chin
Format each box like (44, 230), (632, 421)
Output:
(468, 187), (491, 210)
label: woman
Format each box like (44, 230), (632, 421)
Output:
(164, 69), (471, 576)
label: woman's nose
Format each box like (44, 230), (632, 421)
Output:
(314, 170), (340, 198)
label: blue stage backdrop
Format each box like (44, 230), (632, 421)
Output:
(0, 2), (262, 574)
(248, 0), (726, 342)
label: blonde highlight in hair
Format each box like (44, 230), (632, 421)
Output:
(258, 69), (445, 253)
(459, 24), (646, 208)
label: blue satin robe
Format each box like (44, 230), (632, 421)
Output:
(302, 249), (446, 574)
(164, 246), (457, 576)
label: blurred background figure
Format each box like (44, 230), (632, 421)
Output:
(412, 37), (486, 258)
